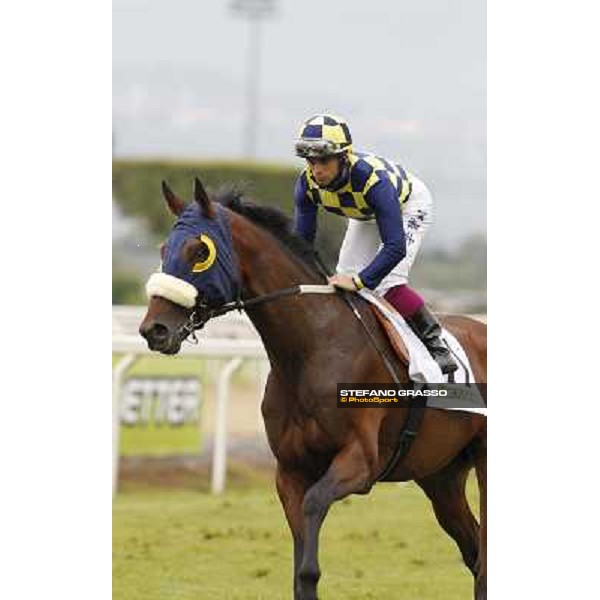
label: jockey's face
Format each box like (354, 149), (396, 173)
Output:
(307, 155), (340, 187)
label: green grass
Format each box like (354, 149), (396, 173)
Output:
(113, 479), (479, 600)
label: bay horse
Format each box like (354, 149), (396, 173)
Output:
(139, 177), (487, 600)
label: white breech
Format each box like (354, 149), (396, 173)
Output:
(336, 174), (434, 294)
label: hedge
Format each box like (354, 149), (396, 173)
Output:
(112, 159), (346, 269)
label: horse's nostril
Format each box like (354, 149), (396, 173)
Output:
(141, 321), (170, 345)
(150, 323), (169, 341)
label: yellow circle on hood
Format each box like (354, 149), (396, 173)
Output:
(192, 234), (217, 273)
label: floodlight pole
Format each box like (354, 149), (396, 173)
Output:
(230, 0), (276, 160)
(245, 16), (260, 159)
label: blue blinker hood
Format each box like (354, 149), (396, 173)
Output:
(161, 203), (241, 307)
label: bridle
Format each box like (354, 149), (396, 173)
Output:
(177, 281), (336, 344)
(176, 248), (338, 344)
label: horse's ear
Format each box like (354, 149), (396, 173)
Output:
(161, 180), (187, 216)
(194, 176), (214, 218)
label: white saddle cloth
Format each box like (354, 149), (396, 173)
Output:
(359, 289), (487, 416)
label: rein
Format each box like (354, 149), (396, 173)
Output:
(178, 282), (336, 343)
(179, 250), (402, 391)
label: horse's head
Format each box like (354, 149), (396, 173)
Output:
(139, 177), (241, 354)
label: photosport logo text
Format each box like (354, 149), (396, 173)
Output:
(337, 383), (486, 410)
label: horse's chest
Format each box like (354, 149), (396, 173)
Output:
(261, 375), (343, 469)
(265, 411), (338, 469)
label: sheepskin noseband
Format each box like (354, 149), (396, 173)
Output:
(145, 272), (198, 309)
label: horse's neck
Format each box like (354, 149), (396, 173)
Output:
(229, 212), (342, 367)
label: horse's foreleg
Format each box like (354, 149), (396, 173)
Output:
(473, 434), (487, 600)
(275, 465), (310, 599)
(417, 452), (480, 575)
(297, 439), (374, 600)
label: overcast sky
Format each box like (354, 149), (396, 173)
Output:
(113, 0), (486, 247)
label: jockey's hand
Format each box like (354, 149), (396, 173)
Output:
(328, 274), (357, 291)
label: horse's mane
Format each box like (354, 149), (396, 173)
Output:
(213, 186), (325, 281)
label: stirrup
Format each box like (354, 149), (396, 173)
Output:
(437, 354), (458, 375)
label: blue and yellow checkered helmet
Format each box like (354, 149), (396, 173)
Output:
(295, 114), (353, 159)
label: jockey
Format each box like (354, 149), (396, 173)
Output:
(293, 113), (458, 375)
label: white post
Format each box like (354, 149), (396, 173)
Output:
(112, 353), (137, 497)
(211, 357), (243, 494)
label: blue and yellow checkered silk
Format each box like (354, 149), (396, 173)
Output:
(299, 152), (412, 221)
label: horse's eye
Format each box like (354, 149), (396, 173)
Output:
(196, 243), (210, 262)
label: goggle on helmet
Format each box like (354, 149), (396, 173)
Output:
(295, 114), (353, 159)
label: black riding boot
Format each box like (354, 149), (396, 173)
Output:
(405, 306), (458, 375)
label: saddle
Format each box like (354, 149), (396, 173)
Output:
(368, 296), (410, 367)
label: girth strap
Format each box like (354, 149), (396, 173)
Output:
(376, 395), (427, 482)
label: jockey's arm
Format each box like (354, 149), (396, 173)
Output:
(357, 178), (407, 289)
(293, 173), (318, 243)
